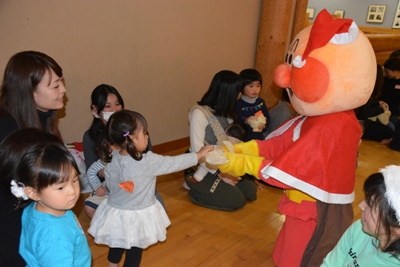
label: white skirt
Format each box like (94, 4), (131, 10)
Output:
(88, 200), (170, 249)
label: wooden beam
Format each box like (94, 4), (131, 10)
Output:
(365, 34), (400, 53)
(359, 26), (400, 34)
(255, 0), (296, 109)
(291, 0), (309, 42)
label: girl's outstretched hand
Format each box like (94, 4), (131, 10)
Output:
(196, 145), (214, 160)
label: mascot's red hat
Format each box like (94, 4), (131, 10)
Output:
(293, 9), (358, 68)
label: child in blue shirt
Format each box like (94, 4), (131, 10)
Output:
(10, 140), (91, 267)
(237, 68), (271, 141)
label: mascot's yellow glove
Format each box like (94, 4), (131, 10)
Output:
(217, 152), (264, 179)
(232, 140), (259, 156)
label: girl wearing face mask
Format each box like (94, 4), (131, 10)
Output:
(83, 84), (124, 168)
(82, 84), (124, 217)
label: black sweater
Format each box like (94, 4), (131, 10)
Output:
(0, 109), (54, 267)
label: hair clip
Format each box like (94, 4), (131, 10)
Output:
(123, 131), (130, 137)
(10, 180), (28, 200)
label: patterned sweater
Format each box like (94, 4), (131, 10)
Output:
(236, 97), (270, 141)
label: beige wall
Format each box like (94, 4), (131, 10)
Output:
(0, 0), (262, 145)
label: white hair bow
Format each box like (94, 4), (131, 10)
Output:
(10, 180), (28, 200)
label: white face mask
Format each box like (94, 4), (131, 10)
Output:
(101, 111), (115, 122)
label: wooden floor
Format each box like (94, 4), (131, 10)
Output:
(74, 139), (400, 267)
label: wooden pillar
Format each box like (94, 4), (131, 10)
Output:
(291, 0), (309, 42)
(255, 0), (308, 108)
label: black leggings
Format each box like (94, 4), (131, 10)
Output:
(108, 247), (143, 267)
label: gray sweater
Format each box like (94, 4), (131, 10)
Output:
(105, 151), (198, 210)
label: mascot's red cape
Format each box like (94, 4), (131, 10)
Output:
(216, 9), (376, 267)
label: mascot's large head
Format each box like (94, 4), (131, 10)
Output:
(274, 9), (376, 116)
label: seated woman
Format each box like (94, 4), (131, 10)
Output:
(356, 102), (393, 143)
(184, 70), (257, 211)
(381, 58), (400, 126)
(356, 65), (394, 143)
(322, 165), (400, 266)
(82, 84), (164, 218)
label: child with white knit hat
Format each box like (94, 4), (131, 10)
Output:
(322, 165), (400, 266)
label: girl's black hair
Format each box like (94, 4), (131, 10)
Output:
(371, 64), (384, 100)
(88, 84), (125, 145)
(198, 70), (241, 119)
(99, 110), (148, 163)
(239, 68), (263, 89)
(364, 173), (400, 258)
(384, 58), (400, 72)
(389, 49), (400, 59)
(0, 129), (77, 210)
(0, 51), (63, 139)
(17, 143), (80, 192)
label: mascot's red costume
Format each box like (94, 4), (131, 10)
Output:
(215, 9), (376, 267)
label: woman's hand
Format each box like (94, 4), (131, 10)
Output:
(219, 172), (239, 186)
(379, 101), (389, 111)
(95, 186), (107, 197)
(196, 145), (214, 160)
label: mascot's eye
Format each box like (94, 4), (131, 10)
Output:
(285, 53), (293, 64)
(288, 54), (293, 65)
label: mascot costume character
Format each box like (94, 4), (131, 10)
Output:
(212, 9), (376, 267)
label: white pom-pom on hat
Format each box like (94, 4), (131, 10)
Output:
(292, 56), (306, 68)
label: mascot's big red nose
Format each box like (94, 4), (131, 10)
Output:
(274, 64), (291, 88)
(274, 58), (330, 103)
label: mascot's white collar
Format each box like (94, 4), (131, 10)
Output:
(265, 116), (306, 140)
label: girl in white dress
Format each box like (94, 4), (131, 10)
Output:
(88, 110), (212, 267)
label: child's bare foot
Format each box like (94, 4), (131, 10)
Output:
(252, 179), (265, 190)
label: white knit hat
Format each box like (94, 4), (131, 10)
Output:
(380, 165), (400, 224)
